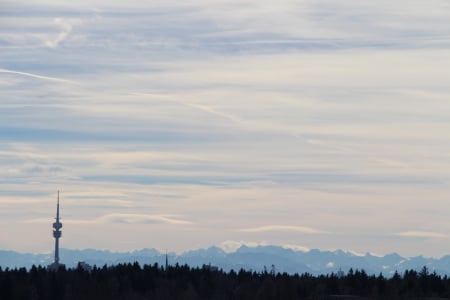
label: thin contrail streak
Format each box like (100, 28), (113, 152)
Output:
(0, 68), (78, 84)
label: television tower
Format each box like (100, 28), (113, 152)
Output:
(49, 191), (64, 270)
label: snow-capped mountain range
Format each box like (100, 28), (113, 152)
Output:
(2, 245), (450, 276)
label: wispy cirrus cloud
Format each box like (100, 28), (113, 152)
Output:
(24, 213), (192, 225)
(396, 231), (449, 239)
(44, 18), (73, 48)
(98, 213), (192, 225)
(240, 225), (326, 234)
(0, 68), (77, 84)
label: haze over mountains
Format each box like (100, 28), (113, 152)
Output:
(2, 245), (450, 276)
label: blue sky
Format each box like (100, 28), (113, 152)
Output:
(1, 0), (450, 257)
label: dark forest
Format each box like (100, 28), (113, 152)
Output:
(1, 263), (450, 300)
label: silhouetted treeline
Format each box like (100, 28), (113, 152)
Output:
(1, 263), (450, 300)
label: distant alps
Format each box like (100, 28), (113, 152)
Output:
(2, 245), (450, 276)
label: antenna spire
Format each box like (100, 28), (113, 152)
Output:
(56, 190), (60, 222)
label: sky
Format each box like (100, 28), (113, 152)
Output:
(1, 0), (450, 258)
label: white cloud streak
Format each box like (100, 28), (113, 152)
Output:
(24, 214), (192, 225)
(240, 225), (326, 234)
(0, 68), (77, 84)
(396, 231), (449, 239)
(44, 18), (73, 48)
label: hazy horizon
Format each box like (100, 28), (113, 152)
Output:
(2, 242), (449, 260)
(1, 0), (450, 257)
